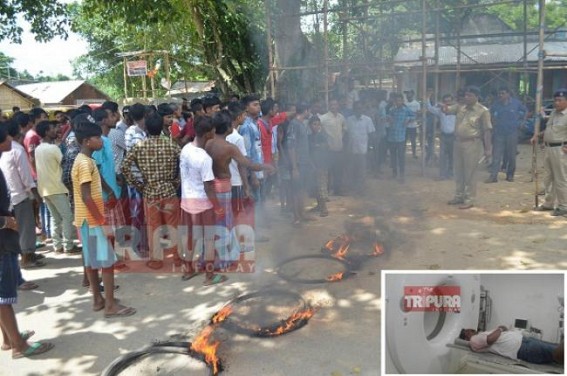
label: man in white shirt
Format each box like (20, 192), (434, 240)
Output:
(0, 120), (44, 268)
(180, 116), (227, 286)
(346, 101), (375, 191)
(35, 121), (79, 254)
(427, 93), (456, 180)
(320, 98), (347, 195)
(226, 102), (250, 218)
(461, 326), (564, 364)
(405, 90), (421, 159)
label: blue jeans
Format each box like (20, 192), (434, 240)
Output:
(517, 337), (558, 364)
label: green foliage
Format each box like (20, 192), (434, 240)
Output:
(0, 0), (68, 43)
(71, 0), (268, 98)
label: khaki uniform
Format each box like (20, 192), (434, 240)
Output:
(542, 108), (567, 210)
(448, 103), (492, 204)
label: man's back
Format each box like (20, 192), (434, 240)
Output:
(35, 142), (67, 197)
(205, 137), (233, 180)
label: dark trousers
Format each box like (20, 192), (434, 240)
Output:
(389, 141), (406, 177)
(406, 128), (417, 156)
(439, 133), (455, 178)
(490, 131), (518, 179)
(328, 150), (345, 194)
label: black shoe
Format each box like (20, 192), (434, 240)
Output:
(484, 177), (497, 184)
(551, 208), (567, 217)
(506, 176), (514, 182)
(448, 198), (464, 205)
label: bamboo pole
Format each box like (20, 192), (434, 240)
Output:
(123, 57), (128, 100)
(420, 0), (427, 175)
(323, 0), (330, 108)
(265, 0), (275, 98)
(532, 0), (545, 208)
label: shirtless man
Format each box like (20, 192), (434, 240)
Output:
(205, 110), (275, 265)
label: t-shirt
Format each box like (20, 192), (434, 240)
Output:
(286, 119), (310, 167)
(258, 118), (273, 164)
(346, 114), (375, 154)
(23, 129), (40, 178)
(406, 100), (421, 128)
(92, 136), (121, 201)
(180, 142), (215, 214)
(239, 116), (263, 179)
(470, 329), (522, 360)
(72, 153), (104, 227)
(226, 129), (246, 187)
(35, 142), (68, 197)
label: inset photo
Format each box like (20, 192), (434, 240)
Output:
(383, 272), (564, 374)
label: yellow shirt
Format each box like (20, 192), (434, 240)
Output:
(448, 103), (492, 139)
(35, 143), (68, 197)
(320, 111), (346, 151)
(543, 108), (567, 143)
(71, 153), (104, 227)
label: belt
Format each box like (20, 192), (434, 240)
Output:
(544, 142), (566, 147)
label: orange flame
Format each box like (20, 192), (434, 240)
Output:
(372, 243), (384, 256)
(211, 305), (233, 324)
(333, 243), (350, 260)
(263, 307), (317, 336)
(190, 326), (221, 375)
(326, 272), (345, 281)
(324, 238), (336, 251)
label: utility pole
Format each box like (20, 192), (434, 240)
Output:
(532, 0), (545, 207)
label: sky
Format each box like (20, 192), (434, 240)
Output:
(0, 4), (88, 78)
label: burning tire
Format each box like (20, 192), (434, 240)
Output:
(101, 341), (219, 376)
(276, 255), (353, 284)
(212, 290), (316, 337)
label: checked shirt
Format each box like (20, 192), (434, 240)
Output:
(122, 136), (181, 199)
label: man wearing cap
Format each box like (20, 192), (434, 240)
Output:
(444, 86), (492, 209)
(532, 89), (567, 216)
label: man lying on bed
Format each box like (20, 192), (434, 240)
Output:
(460, 326), (564, 365)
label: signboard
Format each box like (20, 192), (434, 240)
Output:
(126, 60), (147, 77)
(403, 285), (461, 312)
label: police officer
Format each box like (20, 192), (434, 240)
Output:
(532, 89), (567, 216)
(444, 86), (492, 209)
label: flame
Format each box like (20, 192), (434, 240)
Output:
(261, 307), (317, 336)
(324, 238), (335, 251)
(332, 243), (350, 260)
(324, 234), (352, 252)
(190, 326), (221, 375)
(211, 305), (233, 324)
(326, 272), (345, 281)
(372, 243), (384, 256)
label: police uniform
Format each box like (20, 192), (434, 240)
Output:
(447, 101), (492, 207)
(539, 89), (567, 215)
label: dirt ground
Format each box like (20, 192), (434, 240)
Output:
(3, 142), (566, 376)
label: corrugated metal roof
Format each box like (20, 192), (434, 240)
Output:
(395, 42), (567, 67)
(16, 80), (85, 104)
(0, 80), (37, 101)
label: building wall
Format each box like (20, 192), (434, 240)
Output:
(481, 273), (563, 343)
(61, 84), (110, 106)
(0, 85), (34, 111)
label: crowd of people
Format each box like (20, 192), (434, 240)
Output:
(0, 82), (566, 359)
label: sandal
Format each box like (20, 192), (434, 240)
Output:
(20, 260), (46, 269)
(18, 281), (39, 291)
(12, 341), (54, 359)
(203, 274), (228, 286)
(104, 306), (136, 319)
(146, 260), (164, 270)
(1, 330), (35, 351)
(181, 272), (200, 281)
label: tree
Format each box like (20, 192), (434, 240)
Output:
(0, 0), (68, 43)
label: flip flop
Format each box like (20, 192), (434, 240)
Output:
(18, 281), (39, 291)
(203, 274), (228, 286)
(12, 341), (54, 359)
(104, 306), (136, 319)
(1, 330), (35, 351)
(146, 260), (164, 270)
(181, 272), (199, 281)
